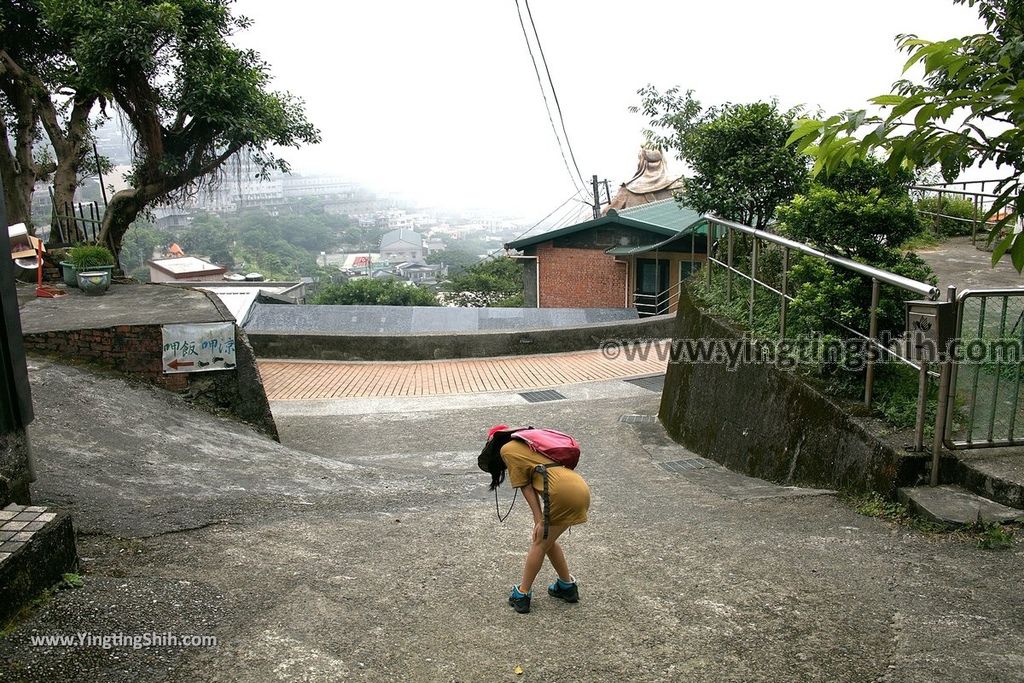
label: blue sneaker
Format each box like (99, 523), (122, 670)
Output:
(547, 577), (578, 603)
(508, 585), (532, 613)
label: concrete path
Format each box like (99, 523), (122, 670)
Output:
(917, 236), (1024, 292)
(259, 345), (668, 399)
(1, 358), (1021, 682)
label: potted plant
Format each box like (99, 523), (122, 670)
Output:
(61, 244), (116, 289)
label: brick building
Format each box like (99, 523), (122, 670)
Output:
(505, 200), (707, 314)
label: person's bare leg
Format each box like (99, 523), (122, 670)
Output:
(518, 525), (567, 593)
(546, 541), (572, 582)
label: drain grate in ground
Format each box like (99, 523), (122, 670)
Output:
(619, 414), (659, 424)
(625, 375), (665, 393)
(519, 389), (567, 403)
(659, 458), (713, 472)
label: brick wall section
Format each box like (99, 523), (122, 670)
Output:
(24, 326), (187, 391)
(535, 242), (626, 308)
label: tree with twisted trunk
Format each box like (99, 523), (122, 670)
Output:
(1, 0), (319, 255)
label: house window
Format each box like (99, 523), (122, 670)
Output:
(679, 260), (699, 282)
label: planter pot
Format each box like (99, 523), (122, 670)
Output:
(61, 262), (113, 288)
(76, 270), (112, 295)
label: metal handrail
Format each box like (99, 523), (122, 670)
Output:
(909, 184), (1001, 200)
(909, 184), (1005, 245)
(633, 282), (683, 316)
(700, 215), (945, 451)
(705, 215), (940, 300)
(917, 179), (1006, 188)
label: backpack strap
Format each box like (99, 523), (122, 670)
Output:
(534, 463), (563, 540)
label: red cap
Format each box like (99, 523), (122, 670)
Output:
(487, 425), (509, 441)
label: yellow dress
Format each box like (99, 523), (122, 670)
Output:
(500, 440), (590, 526)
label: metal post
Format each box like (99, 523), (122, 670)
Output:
(914, 361), (929, 452)
(931, 360), (952, 486)
(726, 226), (734, 300)
(94, 143), (109, 207)
(705, 223), (713, 289)
(864, 278), (880, 408)
(973, 194), (980, 245)
(780, 247), (789, 341)
(749, 237), (759, 328)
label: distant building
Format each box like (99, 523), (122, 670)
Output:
(395, 261), (447, 284)
(505, 199), (707, 315)
(147, 256), (227, 283)
(424, 237), (446, 254)
(380, 228), (425, 262)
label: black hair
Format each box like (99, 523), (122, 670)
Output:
(478, 431), (514, 491)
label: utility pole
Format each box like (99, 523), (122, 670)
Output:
(592, 175), (601, 219)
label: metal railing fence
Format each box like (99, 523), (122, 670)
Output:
(699, 214), (940, 449)
(909, 184), (1002, 246)
(47, 189), (104, 247)
(943, 288), (1024, 450)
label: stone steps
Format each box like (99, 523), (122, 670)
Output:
(954, 453), (1024, 511)
(0, 504), (78, 625)
(898, 485), (1024, 526)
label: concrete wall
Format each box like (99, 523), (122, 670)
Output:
(248, 313), (677, 362)
(23, 315), (279, 440)
(658, 286), (925, 495)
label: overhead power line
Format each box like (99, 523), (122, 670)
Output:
(523, 0), (588, 194)
(507, 189), (585, 246)
(514, 0), (590, 200)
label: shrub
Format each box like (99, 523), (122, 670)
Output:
(915, 196), (980, 237)
(67, 244), (115, 269)
(778, 185), (921, 264)
(311, 279), (438, 306)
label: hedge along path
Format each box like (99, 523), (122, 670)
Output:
(258, 345), (668, 399)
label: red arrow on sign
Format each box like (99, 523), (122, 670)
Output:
(168, 359), (195, 370)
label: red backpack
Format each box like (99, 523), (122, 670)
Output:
(510, 428), (580, 469)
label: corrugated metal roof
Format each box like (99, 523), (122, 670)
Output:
(506, 199), (702, 251)
(617, 199), (702, 231)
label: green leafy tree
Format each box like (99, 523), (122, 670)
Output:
(118, 222), (160, 277)
(0, 0), (98, 232)
(778, 159), (936, 339)
(787, 0), (1024, 267)
(0, 0), (319, 255)
(178, 216), (235, 268)
(779, 158), (921, 264)
(312, 279), (438, 306)
(631, 87), (810, 229)
(443, 257), (523, 307)
(426, 248), (481, 275)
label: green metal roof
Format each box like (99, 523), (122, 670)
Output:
(505, 198), (703, 251)
(616, 199), (703, 230)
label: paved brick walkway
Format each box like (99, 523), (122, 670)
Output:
(258, 345), (668, 400)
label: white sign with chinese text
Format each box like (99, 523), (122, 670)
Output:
(161, 322), (237, 374)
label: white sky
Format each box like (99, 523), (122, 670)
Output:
(231, 0), (984, 221)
